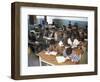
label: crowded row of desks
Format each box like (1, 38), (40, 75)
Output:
(37, 40), (87, 66)
(28, 24), (87, 66)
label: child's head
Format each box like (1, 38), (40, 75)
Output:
(66, 47), (72, 56)
(50, 39), (56, 45)
(70, 34), (75, 42)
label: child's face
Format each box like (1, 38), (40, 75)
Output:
(70, 36), (75, 41)
(72, 50), (77, 54)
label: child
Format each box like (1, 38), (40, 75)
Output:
(70, 48), (81, 63)
(67, 35), (80, 48)
(63, 47), (72, 60)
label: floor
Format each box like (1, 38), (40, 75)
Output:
(28, 53), (40, 66)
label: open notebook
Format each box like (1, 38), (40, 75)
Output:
(56, 56), (66, 63)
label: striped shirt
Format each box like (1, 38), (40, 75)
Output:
(63, 50), (80, 62)
(70, 54), (80, 62)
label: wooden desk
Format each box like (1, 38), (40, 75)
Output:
(37, 42), (86, 66)
(37, 51), (76, 66)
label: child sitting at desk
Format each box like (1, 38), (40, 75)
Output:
(48, 39), (57, 51)
(63, 47), (72, 59)
(63, 47), (81, 63)
(70, 48), (81, 63)
(67, 34), (80, 48)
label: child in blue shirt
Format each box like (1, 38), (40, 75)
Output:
(63, 47), (80, 63)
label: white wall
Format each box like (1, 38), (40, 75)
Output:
(0, 0), (100, 82)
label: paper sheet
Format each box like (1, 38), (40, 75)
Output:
(45, 51), (57, 56)
(56, 56), (66, 63)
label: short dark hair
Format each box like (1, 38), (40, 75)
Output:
(66, 47), (72, 55)
(50, 39), (56, 45)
